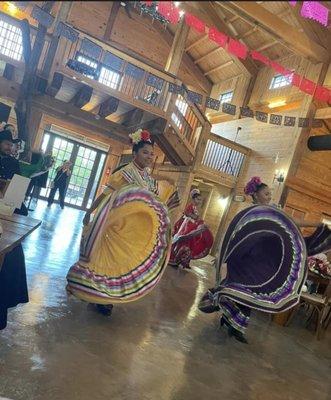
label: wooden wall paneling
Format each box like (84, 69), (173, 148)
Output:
(249, 54), (308, 107)
(202, 184), (232, 237)
(67, 1), (110, 40)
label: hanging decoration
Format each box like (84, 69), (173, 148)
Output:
(157, 1), (180, 25)
(185, 13), (205, 34)
(208, 27), (228, 48)
(55, 22), (79, 42)
(205, 97), (220, 111)
(300, 1), (329, 27)
(269, 114), (283, 125)
(251, 50), (270, 66)
(137, 1), (170, 24)
(146, 73), (164, 90)
(284, 116), (296, 127)
(187, 90), (203, 105)
(125, 63), (144, 79)
(299, 78), (316, 95)
(240, 107), (254, 118)
(255, 111), (268, 123)
(31, 5), (55, 28)
(314, 85), (330, 102)
(136, 1), (330, 100)
(228, 38), (248, 60)
(221, 103), (236, 115)
(298, 118), (310, 128)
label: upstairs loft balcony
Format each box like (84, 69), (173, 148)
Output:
(0, 11), (207, 166)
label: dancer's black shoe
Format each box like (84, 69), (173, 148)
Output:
(228, 326), (248, 344)
(95, 304), (113, 316)
(220, 316), (248, 343)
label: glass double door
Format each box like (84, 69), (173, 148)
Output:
(39, 132), (107, 210)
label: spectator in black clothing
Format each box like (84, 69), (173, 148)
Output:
(47, 160), (72, 209)
(0, 129), (29, 330)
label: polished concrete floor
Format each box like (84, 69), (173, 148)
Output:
(0, 201), (330, 400)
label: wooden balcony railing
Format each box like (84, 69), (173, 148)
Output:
(0, 12), (211, 164)
(197, 132), (250, 183)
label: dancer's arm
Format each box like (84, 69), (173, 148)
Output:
(83, 193), (106, 225)
(294, 219), (320, 228)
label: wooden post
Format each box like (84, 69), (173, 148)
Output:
(41, 1), (73, 80)
(165, 18), (190, 75)
(279, 62), (329, 207)
(29, 105), (43, 150)
(103, 2), (121, 41)
(14, 1), (55, 158)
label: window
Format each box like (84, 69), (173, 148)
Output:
(219, 91), (233, 104)
(98, 66), (121, 90)
(175, 96), (189, 115)
(270, 74), (292, 89)
(76, 54), (98, 69)
(75, 53), (98, 79)
(171, 96), (188, 129)
(0, 20), (23, 61)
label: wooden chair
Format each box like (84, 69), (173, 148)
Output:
(286, 278), (331, 339)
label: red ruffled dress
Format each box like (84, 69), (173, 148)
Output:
(169, 203), (214, 268)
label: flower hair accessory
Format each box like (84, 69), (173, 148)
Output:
(129, 129), (152, 145)
(244, 176), (262, 195)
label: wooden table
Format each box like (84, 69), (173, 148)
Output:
(273, 270), (331, 326)
(0, 213), (41, 270)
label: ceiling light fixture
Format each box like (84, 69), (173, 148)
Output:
(268, 100), (286, 109)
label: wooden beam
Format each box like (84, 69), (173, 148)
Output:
(31, 94), (130, 143)
(148, 24), (208, 89)
(165, 18), (190, 75)
(286, 2), (331, 52)
(117, 108), (144, 128)
(136, 117), (167, 136)
(46, 72), (64, 97)
(204, 61), (234, 76)
(194, 47), (223, 64)
(180, 2), (257, 77)
(315, 107), (331, 120)
(98, 96), (119, 118)
(185, 34), (208, 52)
(237, 26), (257, 40)
(103, 1), (121, 41)
(41, 1), (73, 79)
(69, 84), (93, 108)
(218, 1), (330, 63)
(256, 40), (278, 52)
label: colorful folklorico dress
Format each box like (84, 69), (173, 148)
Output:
(199, 205), (331, 335)
(169, 203), (214, 268)
(66, 162), (179, 304)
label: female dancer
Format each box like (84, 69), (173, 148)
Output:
(66, 129), (179, 315)
(199, 176), (331, 343)
(169, 189), (213, 270)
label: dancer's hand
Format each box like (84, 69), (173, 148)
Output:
(83, 212), (90, 226)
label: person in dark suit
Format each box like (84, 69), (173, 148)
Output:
(47, 160), (72, 209)
(0, 129), (29, 330)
